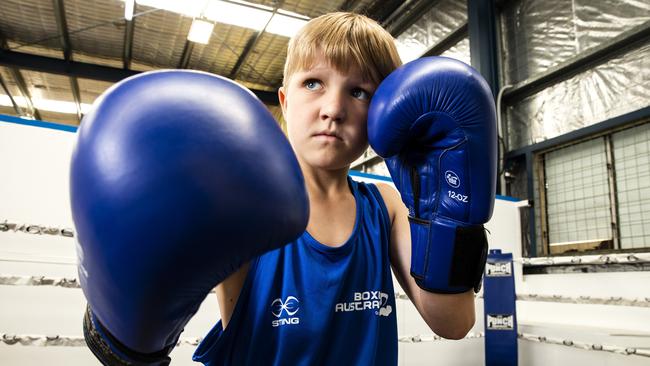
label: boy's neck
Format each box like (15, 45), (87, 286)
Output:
(300, 163), (352, 200)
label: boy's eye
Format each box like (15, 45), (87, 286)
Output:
(351, 88), (371, 101)
(304, 79), (322, 91)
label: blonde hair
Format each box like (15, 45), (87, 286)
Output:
(283, 12), (402, 88)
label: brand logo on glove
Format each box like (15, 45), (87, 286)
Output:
(271, 296), (300, 327)
(445, 170), (460, 188)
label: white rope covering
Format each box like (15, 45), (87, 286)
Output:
(0, 333), (202, 347)
(516, 253), (650, 266)
(4, 219), (648, 268)
(0, 275), (79, 288)
(3, 277), (648, 308)
(4, 331), (648, 358)
(518, 332), (650, 357)
(0, 220), (74, 237)
(395, 290), (650, 307)
(395, 291), (409, 300)
(0, 332), (486, 346)
(1, 334), (86, 347)
(516, 293), (650, 307)
(398, 332), (484, 343)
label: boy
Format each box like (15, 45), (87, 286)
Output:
(194, 12), (492, 365)
(74, 11), (495, 366)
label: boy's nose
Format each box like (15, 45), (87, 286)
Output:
(320, 91), (347, 122)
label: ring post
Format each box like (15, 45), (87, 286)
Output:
(484, 249), (518, 366)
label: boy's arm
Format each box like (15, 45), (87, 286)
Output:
(368, 57), (497, 339)
(72, 71), (309, 366)
(378, 184), (475, 339)
(215, 262), (250, 330)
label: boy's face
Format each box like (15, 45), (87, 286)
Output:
(279, 57), (377, 171)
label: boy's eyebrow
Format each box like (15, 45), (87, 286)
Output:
(351, 78), (377, 88)
(296, 65), (376, 87)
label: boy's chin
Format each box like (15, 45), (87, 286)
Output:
(297, 146), (368, 172)
(303, 156), (355, 172)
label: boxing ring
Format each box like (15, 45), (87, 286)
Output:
(2, 114), (650, 365)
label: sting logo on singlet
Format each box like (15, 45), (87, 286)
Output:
(271, 296), (300, 327)
(335, 291), (392, 316)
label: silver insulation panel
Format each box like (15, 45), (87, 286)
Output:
(501, 0), (650, 84)
(501, 0), (650, 149)
(507, 41), (649, 149)
(395, 0), (468, 63)
(440, 37), (470, 65)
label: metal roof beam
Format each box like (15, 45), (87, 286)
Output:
(383, 0), (439, 37)
(0, 50), (279, 105)
(52, 0), (72, 60)
(229, 1), (285, 81)
(0, 30), (33, 118)
(338, 0), (363, 12)
(0, 32), (7, 49)
(123, 7), (136, 70)
(53, 0), (83, 122)
(178, 41), (194, 69)
(468, 0), (499, 98)
(0, 72), (24, 116)
(69, 77), (83, 121)
(220, 0), (307, 21)
(9, 68), (41, 120)
(358, 0), (404, 24)
(421, 22), (468, 58)
(229, 33), (259, 80)
(0, 50), (138, 81)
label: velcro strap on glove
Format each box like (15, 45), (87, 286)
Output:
(83, 305), (173, 366)
(409, 216), (488, 294)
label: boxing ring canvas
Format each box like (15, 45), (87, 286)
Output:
(2, 115), (649, 365)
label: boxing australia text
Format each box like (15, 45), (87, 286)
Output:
(335, 291), (392, 316)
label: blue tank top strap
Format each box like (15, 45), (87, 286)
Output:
(193, 178), (397, 366)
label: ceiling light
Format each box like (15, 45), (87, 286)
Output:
(266, 13), (308, 38)
(0, 95), (92, 115)
(203, 1), (272, 31)
(188, 18), (215, 44)
(133, 0), (205, 17)
(125, 0), (135, 21)
(124, 0), (309, 38)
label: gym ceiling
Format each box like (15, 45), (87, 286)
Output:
(0, 0), (434, 126)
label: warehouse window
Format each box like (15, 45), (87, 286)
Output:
(536, 121), (650, 255)
(613, 123), (650, 249)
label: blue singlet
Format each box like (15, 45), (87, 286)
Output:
(193, 178), (398, 365)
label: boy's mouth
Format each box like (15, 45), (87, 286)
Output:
(313, 130), (342, 141)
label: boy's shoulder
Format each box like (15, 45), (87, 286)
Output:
(373, 182), (400, 223)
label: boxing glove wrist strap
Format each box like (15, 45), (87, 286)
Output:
(409, 216), (488, 294)
(83, 305), (172, 366)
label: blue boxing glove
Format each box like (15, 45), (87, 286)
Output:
(71, 70), (309, 365)
(368, 57), (496, 294)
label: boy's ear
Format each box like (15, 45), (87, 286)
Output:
(278, 86), (288, 118)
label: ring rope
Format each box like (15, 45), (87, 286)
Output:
(0, 333), (201, 347)
(518, 332), (650, 357)
(0, 220), (74, 237)
(515, 253), (650, 266)
(398, 332), (485, 343)
(0, 220), (650, 267)
(3, 220), (650, 266)
(3, 332), (649, 357)
(395, 290), (650, 307)
(2, 276), (648, 307)
(0, 275), (80, 288)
